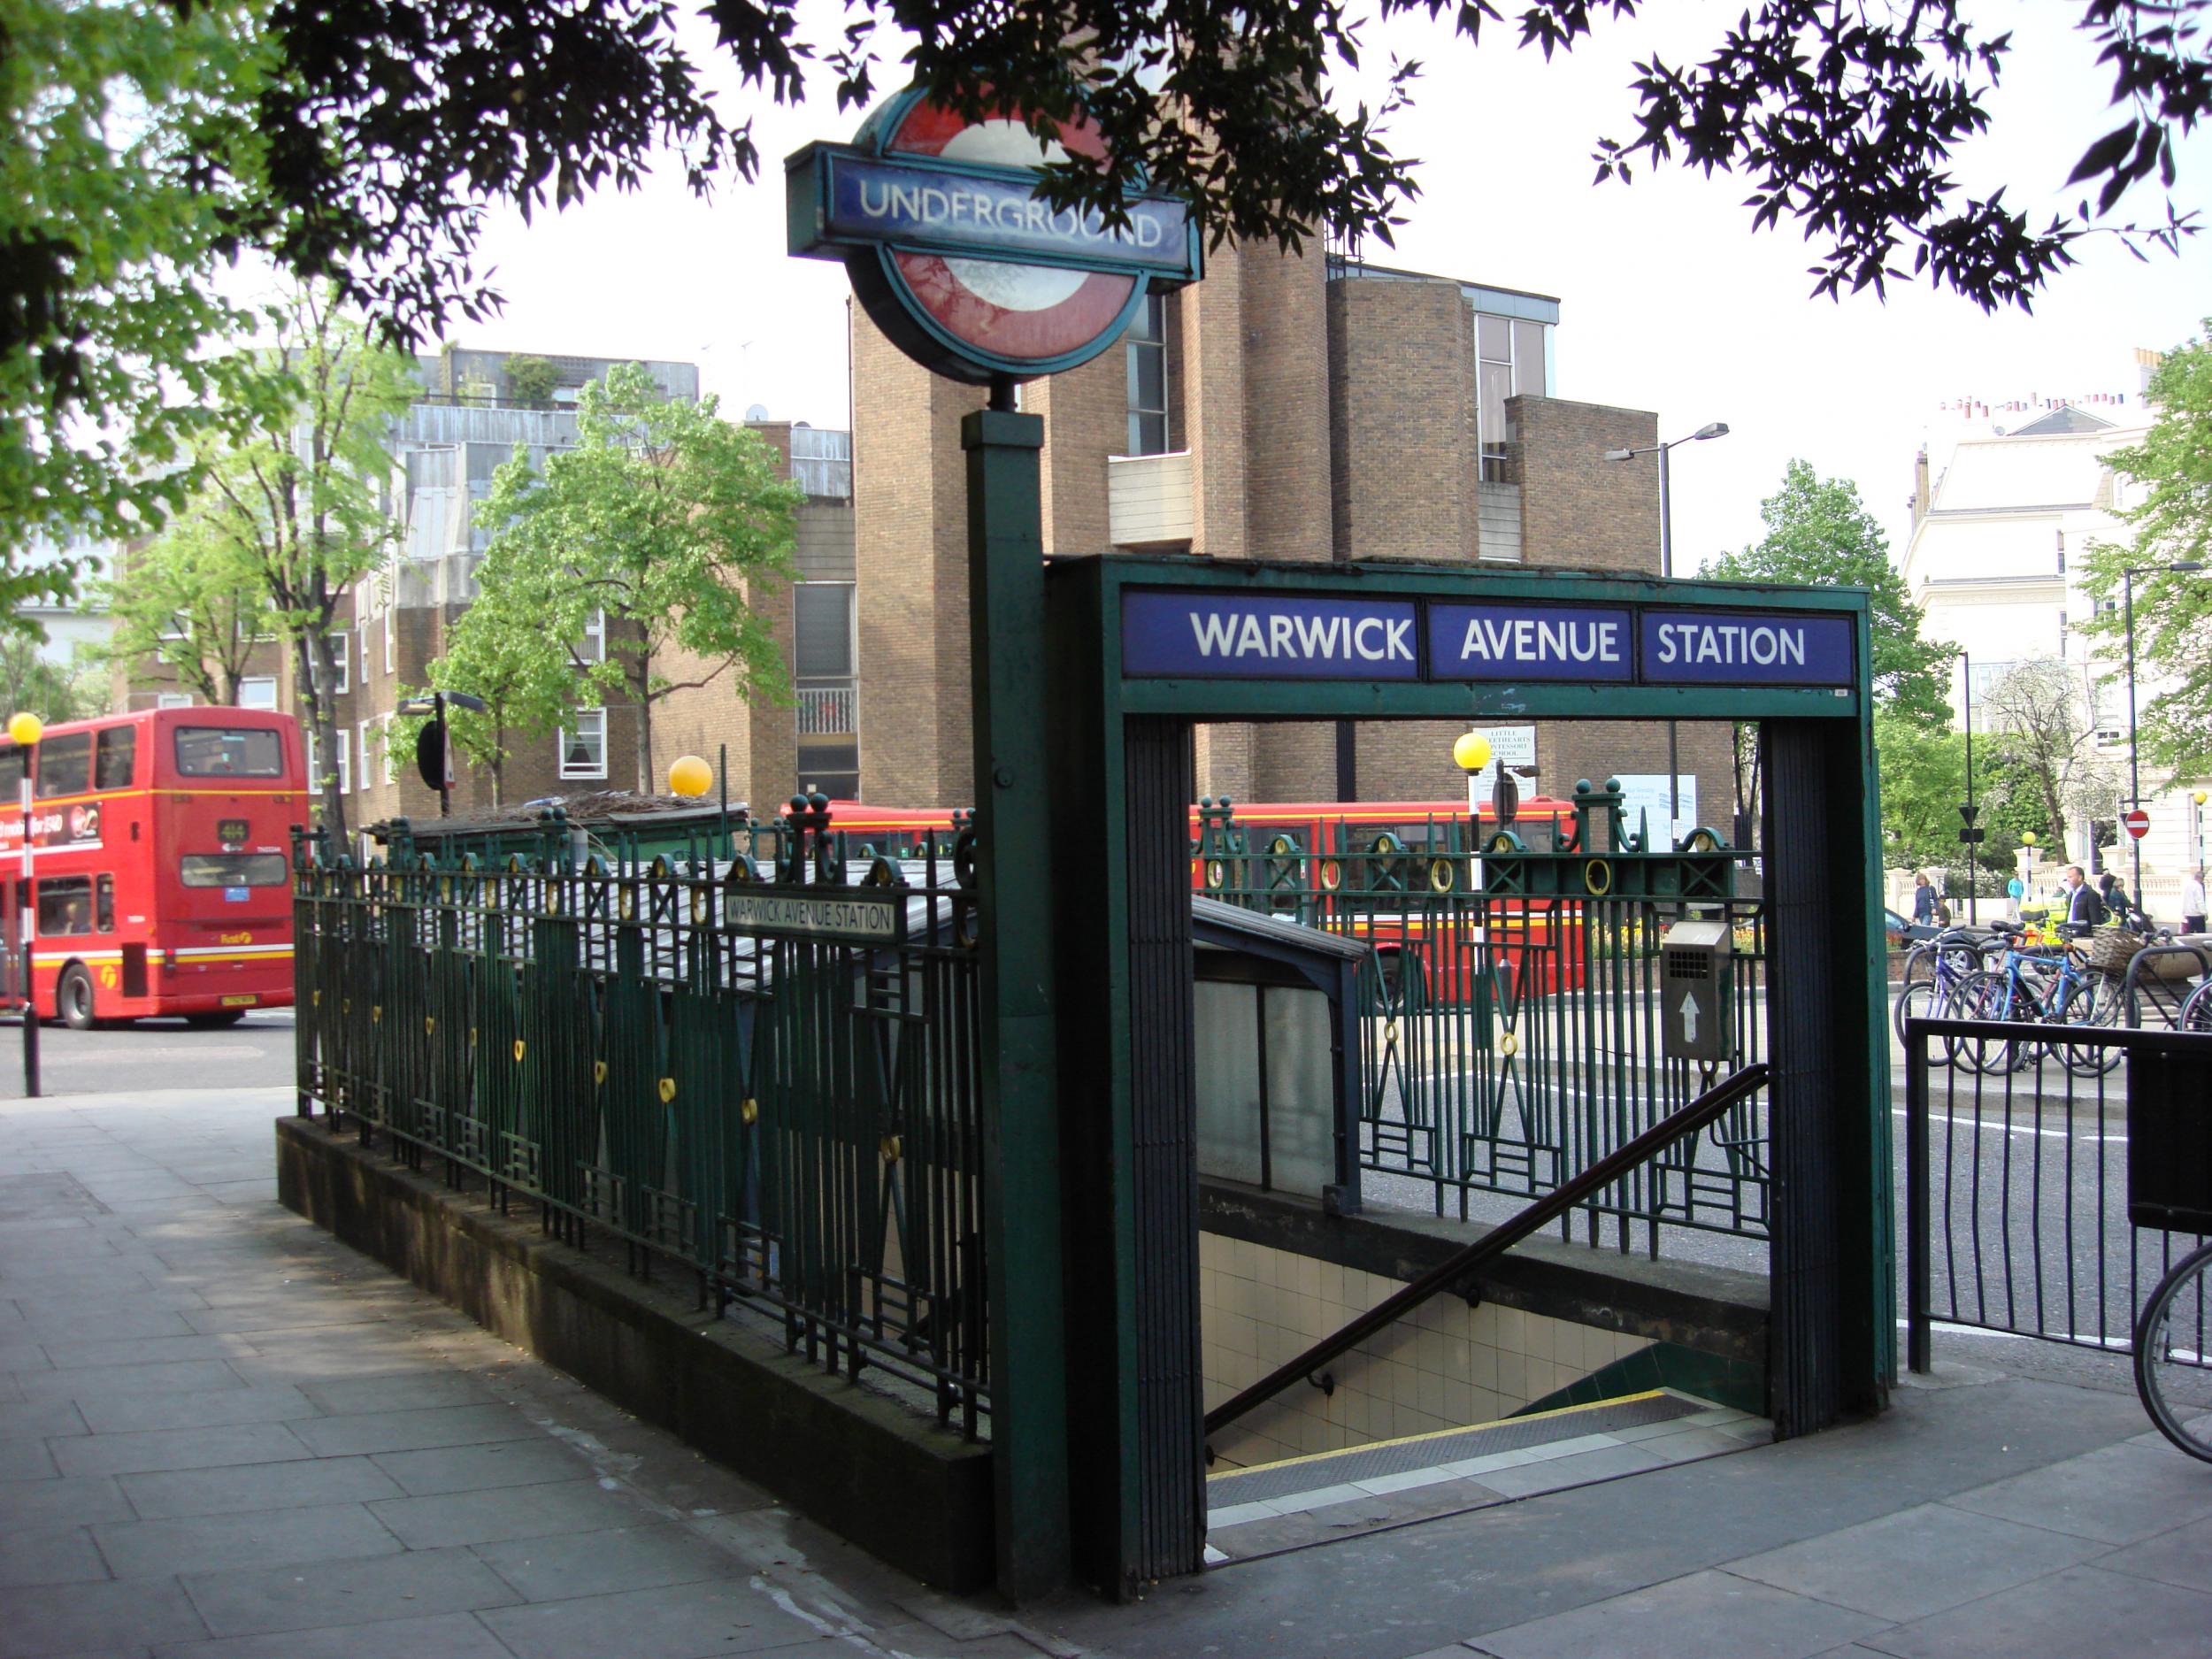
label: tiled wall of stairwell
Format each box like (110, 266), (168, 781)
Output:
(1200, 1231), (1651, 1469)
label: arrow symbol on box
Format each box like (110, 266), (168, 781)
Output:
(1678, 990), (1699, 1046)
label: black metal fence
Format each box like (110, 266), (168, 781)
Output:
(294, 813), (992, 1435)
(1191, 796), (1772, 1252)
(1902, 1014), (2212, 1380)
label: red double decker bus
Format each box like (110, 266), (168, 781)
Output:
(0, 707), (306, 1027)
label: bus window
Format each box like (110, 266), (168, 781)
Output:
(173, 726), (284, 779)
(95, 726), (136, 790)
(35, 732), (90, 797)
(180, 852), (288, 887)
(37, 876), (95, 935)
(0, 747), (21, 793)
(95, 874), (114, 933)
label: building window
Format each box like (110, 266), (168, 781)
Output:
(381, 714), (397, 784)
(383, 603), (395, 674)
(326, 633), (349, 694)
(157, 692), (192, 710)
(1474, 311), (1550, 483)
(1125, 292), (1169, 456)
(239, 677), (278, 710)
(578, 608), (606, 664)
(795, 584), (856, 737)
(2056, 530), (2067, 574)
(559, 709), (607, 780)
(357, 719), (373, 795)
(358, 615), (372, 681)
(334, 728), (350, 795)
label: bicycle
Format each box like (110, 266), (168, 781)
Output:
(2183, 979), (2212, 1034)
(1954, 928), (2123, 1076)
(2135, 1239), (2212, 1463)
(1893, 926), (1992, 1058)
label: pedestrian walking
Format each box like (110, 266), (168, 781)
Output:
(1911, 872), (1935, 927)
(2183, 866), (2207, 935)
(2006, 872), (2024, 920)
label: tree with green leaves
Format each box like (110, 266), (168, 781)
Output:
(167, 285), (419, 841)
(93, 512), (278, 708)
(2080, 323), (2212, 782)
(465, 364), (802, 795)
(1979, 657), (2124, 866)
(1702, 458), (1959, 846)
(0, 638), (104, 727)
(2, 0), (274, 583)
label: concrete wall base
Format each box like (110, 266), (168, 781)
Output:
(274, 1115), (995, 1591)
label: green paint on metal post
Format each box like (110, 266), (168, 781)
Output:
(964, 408), (1071, 1598)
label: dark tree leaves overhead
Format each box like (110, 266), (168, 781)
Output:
(197, 0), (2207, 348)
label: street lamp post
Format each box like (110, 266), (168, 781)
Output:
(2121, 560), (2205, 905)
(1605, 422), (1730, 837)
(8, 712), (42, 1097)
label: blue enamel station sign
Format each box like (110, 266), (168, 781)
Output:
(788, 89), (1202, 385)
(1124, 590), (1856, 687)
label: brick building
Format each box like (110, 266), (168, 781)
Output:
(852, 245), (1730, 822)
(115, 349), (857, 834)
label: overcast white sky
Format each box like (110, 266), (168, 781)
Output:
(452, 0), (2212, 572)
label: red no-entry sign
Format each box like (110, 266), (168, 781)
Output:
(2124, 808), (2152, 841)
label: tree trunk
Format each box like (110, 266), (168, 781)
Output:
(633, 658), (655, 795)
(296, 632), (349, 848)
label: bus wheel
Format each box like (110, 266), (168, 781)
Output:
(185, 1010), (246, 1029)
(57, 964), (96, 1031)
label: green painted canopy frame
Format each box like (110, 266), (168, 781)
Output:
(951, 411), (1888, 1602)
(1029, 550), (1892, 1599)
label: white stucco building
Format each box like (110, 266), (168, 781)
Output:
(1899, 388), (2209, 918)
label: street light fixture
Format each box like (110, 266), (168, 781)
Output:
(1604, 422), (1732, 835)
(2121, 560), (2205, 902)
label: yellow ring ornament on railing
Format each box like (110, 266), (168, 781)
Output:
(657, 1077), (677, 1104)
(425, 1016), (434, 1035)
(1685, 827), (1719, 853)
(1501, 1031), (1519, 1056)
(618, 886), (636, 920)
(370, 1005), (380, 1023)
(311, 990), (320, 1008)
(880, 1134), (902, 1163)
(512, 1039), (525, 1062)
(342, 998), (350, 1015)
(1319, 858), (1343, 892)
(741, 1098), (759, 1125)
(1585, 858), (1614, 896)
(469, 1026), (477, 1045)
(690, 890), (708, 925)
(1204, 858), (1226, 890)
(545, 886), (563, 916)
(593, 1060), (607, 1086)
(1428, 857), (1456, 893)
(1269, 834), (1294, 856)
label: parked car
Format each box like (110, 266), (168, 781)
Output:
(1884, 909), (1938, 951)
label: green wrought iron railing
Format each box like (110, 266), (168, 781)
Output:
(294, 801), (991, 1436)
(1191, 784), (1773, 1250)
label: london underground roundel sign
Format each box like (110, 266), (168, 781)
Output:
(787, 88), (1202, 384)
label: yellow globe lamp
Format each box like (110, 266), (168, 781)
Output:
(1452, 732), (1493, 774)
(6, 712), (42, 748)
(667, 754), (712, 798)
(2196, 789), (2208, 806)
(2021, 831), (2037, 848)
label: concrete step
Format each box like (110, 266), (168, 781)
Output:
(1202, 1388), (1770, 1563)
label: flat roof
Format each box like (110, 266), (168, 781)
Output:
(1325, 256), (1562, 325)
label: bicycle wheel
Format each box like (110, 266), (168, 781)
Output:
(1893, 974), (1966, 1066)
(1954, 971), (2034, 1075)
(2136, 1240), (2212, 1463)
(2183, 979), (2212, 1033)
(2052, 973), (2124, 1077)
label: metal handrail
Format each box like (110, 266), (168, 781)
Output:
(1203, 1060), (1773, 1440)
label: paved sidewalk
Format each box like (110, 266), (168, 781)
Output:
(4, 1087), (2210, 1659)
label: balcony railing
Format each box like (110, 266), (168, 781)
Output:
(797, 680), (856, 737)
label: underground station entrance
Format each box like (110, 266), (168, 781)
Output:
(1021, 554), (1891, 1599)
